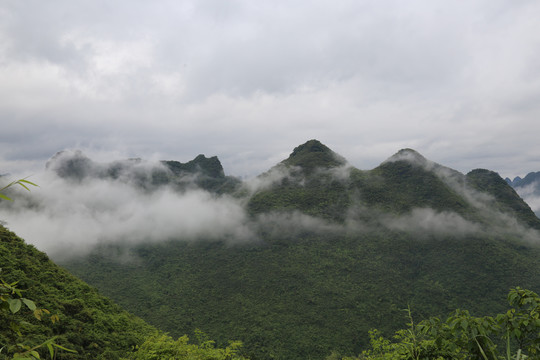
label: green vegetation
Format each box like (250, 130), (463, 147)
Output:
(358, 161), (471, 215)
(331, 287), (539, 359)
(0, 227), (251, 360)
(1, 269), (72, 359)
(0, 226), (156, 359)
(0, 178), (38, 202)
(63, 230), (540, 359)
(3, 140), (540, 359)
(122, 331), (248, 360)
(58, 141), (540, 359)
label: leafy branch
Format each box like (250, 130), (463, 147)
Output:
(0, 178), (38, 201)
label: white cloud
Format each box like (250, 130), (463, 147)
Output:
(380, 208), (482, 236)
(515, 181), (540, 216)
(0, 169), (255, 259)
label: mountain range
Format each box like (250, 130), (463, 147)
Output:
(2, 139), (539, 359)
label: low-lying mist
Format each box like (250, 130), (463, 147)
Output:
(515, 181), (540, 217)
(0, 169), (254, 259)
(1, 152), (539, 261)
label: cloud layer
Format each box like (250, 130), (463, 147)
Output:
(1, 1), (540, 178)
(0, 169), (254, 259)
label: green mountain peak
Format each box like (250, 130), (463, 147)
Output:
(383, 148), (429, 167)
(281, 139), (347, 172)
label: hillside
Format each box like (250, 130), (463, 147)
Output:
(0, 226), (157, 359)
(56, 140), (540, 360)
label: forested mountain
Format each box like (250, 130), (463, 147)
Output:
(44, 140), (539, 360)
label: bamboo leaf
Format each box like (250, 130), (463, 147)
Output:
(474, 338), (489, 360)
(506, 331), (511, 360)
(47, 343), (54, 359)
(18, 179), (38, 187)
(53, 343), (77, 353)
(0, 193), (13, 201)
(17, 182), (30, 191)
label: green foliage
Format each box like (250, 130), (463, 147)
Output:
(0, 179), (38, 201)
(1, 275), (39, 333)
(0, 227), (157, 359)
(1, 270), (77, 359)
(345, 288), (540, 360)
(122, 332), (248, 360)
(497, 287), (540, 356)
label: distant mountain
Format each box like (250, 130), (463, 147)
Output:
(56, 140), (540, 360)
(506, 172), (540, 188)
(505, 171), (540, 217)
(46, 149), (240, 193)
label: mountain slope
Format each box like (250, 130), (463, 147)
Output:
(0, 226), (157, 359)
(64, 228), (540, 360)
(467, 169), (540, 228)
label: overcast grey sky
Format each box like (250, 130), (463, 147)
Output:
(1, 0), (540, 179)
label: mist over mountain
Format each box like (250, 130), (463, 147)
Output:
(1, 139), (538, 257)
(507, 171), (540, 217)
(2, 140), (539, 359)
(0, 149), (251, 258)
(46, 149), (240, 193)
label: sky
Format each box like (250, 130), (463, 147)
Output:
(1, 0), (540, 179)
